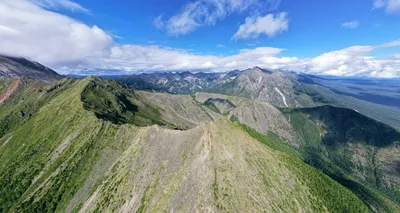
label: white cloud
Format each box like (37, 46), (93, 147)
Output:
(29, 0), (88, 13)
(155, 0), (281, 36)
(304, 45), (400, 78)
(232, 13), (289, 39)
(380, 39), (400, 47)
(217, 44), (225, 48)
(374, 0), (386, 8)
(341, 21), (360, 29)
(387, 0), (400, 13)
(1, 0), (400, 78)
(94, 45), (288, 73)
(393, 53), (400, 58)
(153, 15), (165, 30)
(224, 61), (238, 68)
(0, 0), (112, 67)
(202, 61), (217, 68)
(373, 0), (400, 14)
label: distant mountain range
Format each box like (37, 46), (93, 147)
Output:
(0, 57), (399, 212)
(118, 67), (400, 129)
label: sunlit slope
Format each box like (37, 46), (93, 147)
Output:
(0, 78), (73, 139)
(78, 120), (369, 213)
(193, 92), (400, 212)
(0, 77), (371, 212)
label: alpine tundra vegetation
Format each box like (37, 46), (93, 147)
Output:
(0, 56), (399, 212)
(1, 0), (400, 212)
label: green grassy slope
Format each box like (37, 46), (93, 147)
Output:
(281, 106), (400, 212)
(0, 78), (75, 139)
(81, 77), (167, 127)
(0, 79), (13, 96)
(238, 123), (370, 212)
(0, 77), (376, 212)
(83, 120), (371, 213)
(197, 92), (400, 212)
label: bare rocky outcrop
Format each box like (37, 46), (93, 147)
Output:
(0, 76), (394, 212)
(195, 92), (297, 145)
(121, 67), (315, 108)
(77, 120), (331, 212)
(0, 55), (62, 83)
(137, 91), (221, 129)
(0, 79), (20, 104)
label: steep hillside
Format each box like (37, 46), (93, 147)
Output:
(194, 92), (297, 145)
(204, 67), (316, 108)
(0, 55), (62, 83)
(0, 79), (14, 98)
(81, 77), (167, 127)
(77, 120), (369, 213)
(120, 71), (239, 94)
(192, 92), (400, 212)
(120, 68), (400, 129)
(282, 106), (400, 211)
(0, 77), (375, 212)
(0, 79), (19, 104)
(121, 67), (327, 108)
(0, 78), (67, 138)
(137, 91), (221, 129)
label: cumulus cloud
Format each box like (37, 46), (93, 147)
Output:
(93, 45), (288, 73)
(29, 0), (88, 13)
(94, 42), (400, 78)
(0, 0), (112, 67)
(232, 12), (289, 39)
(155, 0), (281, 36)
(341, 21), (360, 29)
(305, 44), (400, 78)
(1, 0), (400, 78)
(373, 0), (400, 14)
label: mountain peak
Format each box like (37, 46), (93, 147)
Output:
(0, 55), (63, 83)
(247, 66), (274, 74)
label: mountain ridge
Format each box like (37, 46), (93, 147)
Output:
(0, 76), (379, 212)
(119, 67), (400, 130)
(0, 55), (63, 83)
(1, 57), (400, 212)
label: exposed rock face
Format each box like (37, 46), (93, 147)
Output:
(195, 92), (297, 145)
(121, 67), (400, 131)
(0, 77), (375, 212)
(0, 79), (20, 104)
(204, 98), (236, 113)
(227, 67), (299, 107)
(137, 91), (221, 129)
(0, 52), (399, 212)
(0, 55), (62, 83)
(76, 120), (361, 213)
(121, 67), (318, 108)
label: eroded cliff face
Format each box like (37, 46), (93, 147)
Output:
(0, 77), (396, 212)
(0, 79), (20, 104)
(74, 120), (366, 213)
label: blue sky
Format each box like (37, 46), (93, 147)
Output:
(0, 0), (400, 77)
(70, 0), (400, 57)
